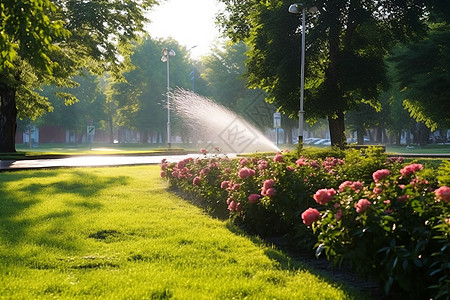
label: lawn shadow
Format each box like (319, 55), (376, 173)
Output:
(224, 222), (387, 300)
(0, 169), (131, 247)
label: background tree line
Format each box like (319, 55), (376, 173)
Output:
(2, 1), (449, 152)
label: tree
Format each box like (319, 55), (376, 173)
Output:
(217, 0), (428, 148)
(109, 37), (193, 143)
(0, 0), (157, 152)
(389, 23), (450, 130)
(39, 70), (107, 142)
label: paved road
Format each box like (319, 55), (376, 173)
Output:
(0, 154), (208, 171)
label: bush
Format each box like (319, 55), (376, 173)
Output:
(161, 147), (449, 299)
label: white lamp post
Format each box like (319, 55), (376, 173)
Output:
(161, 48), (176, 148)
(188, 45), (198, 92)
(288, 3), (318, 147)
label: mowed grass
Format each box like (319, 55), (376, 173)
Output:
(0, 166), (365, 299)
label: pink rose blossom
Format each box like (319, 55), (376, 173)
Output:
(435, 186), (450, 203)
(335, 209), (343, 221)
(372, 169), (390, 183)
(287, 166), (295, 171)
(240, 157), (248, 165)
(310, 160), (319, 168)
(200, 149), (208, 155)
(263, 179), (275, 189)
(273, 153), (284, 163)
(228, 200), (237, 211)
(355, 199), (371, 213)
(338, 181), (353, 192)
(221, 181), (230, 189)
(193, 176), (201, 186)
(295, 158), (307, 166)
(248, 194), (260, 203)
(266, 187), (277, 197)
(301, 208), (321, 226)
(258, 159), (268, 170)
(351, 181), (364, 192)
(238, 167), (255, 179)
(400, 163), (423, 177)
(373, 187), (383, 194)
(160, 171), (166, 178)
(236, 202), (243, 212)
(232, 183), (241, 191)
(313, 188), (336, 205)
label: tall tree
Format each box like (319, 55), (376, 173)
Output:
(217, 0), (428, 147)
(0, 0), (157, 152)
(109, 37), (192, 143)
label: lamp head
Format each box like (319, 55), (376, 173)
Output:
(288, 3), (303, 14)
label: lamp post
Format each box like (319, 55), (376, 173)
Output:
(288, 3), (318, 148)
(188, 45), (198, 92)
(161, 48), (176, 148)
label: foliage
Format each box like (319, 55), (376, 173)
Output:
(162, 148), (449, 298)
(389, 22), (450, 130)
(216, 0), (429, 147)
(0, 0), (158, 152)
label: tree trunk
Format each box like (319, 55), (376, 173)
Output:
(328, 111), (346, 148)
(357, 128), (365, 145)
(0, 84), (17, 153)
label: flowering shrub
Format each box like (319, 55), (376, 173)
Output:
(302, 162), (449, 299)
(161, 147), (449, 298)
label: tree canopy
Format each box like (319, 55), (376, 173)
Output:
(217, 0), (429, 147)
(0, 0), (158, 152)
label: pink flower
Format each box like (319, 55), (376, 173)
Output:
(161, 158), (167, 163)
(435, 186), (450, 203)
(373, 187), (383, 194)
(400, 163), (423, 177)
(287, 166), (295, 171)
(240, 157), (248, 165)
(160, 171), (166, 178)
(273, 153), (283, 163)
(301, 208), (321, 226)
(236, 203), (243, 212)
(338, 181), (353, 192)
(263, 179), (275, 189)
(372, 169), (390, 183)
(224, 168), (231, 173)
(232, 183), (241, 191)
(266, 187), (276, 197)
(258, 159), (268, 170)
(220, 181), (230, 189)
(355, 199), (371, 213)
(248, 194), (260, 203)
(351, 181), (364, 192)
(193, 176), (201, 186)
(238, 167), (255, 179)
(228, 200), (237, 211)
(313, 188), (336, 205)
(200, 167), (210, 176)
(296, 158), (307, 166)
(310, 160), (319, 168)
(200, 149), (208, 155)
(335, 209), (343, 221)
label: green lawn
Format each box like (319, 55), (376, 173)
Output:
(0, 166), (368, 299)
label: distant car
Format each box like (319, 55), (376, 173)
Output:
(312, 139), (331, 146)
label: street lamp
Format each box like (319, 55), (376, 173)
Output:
(188, 45), (198, 92)
(288, 3), (318, 148)
(161, 48), (176, 148)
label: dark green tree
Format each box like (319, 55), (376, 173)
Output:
(0, 0), (157, 152)
(217, 0), (428, 147)
(109, 37), (192, 143)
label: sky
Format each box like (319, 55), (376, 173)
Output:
(145, 0), (226, 59)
